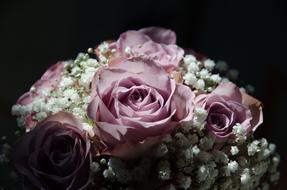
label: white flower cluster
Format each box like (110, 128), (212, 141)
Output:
(152, 125), (280, 190)
(182, 54), (222, 92)
(87, 108), (280, 190)
(87, 120), (279, 190)
(182, 55), (256, 95)
(11, 52), (99, 131)
(89, 157), (152, 189)
(0, 137), (11, 165)
(97, 41), (117, 63)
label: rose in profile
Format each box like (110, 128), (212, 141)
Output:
(88, 58), (194, 159)
(17, 62), (64, 105)
(195, 82), (263, 142)
(108, 27), (184, 71)
(12, 112), (91, 190)
(15, 62), (64, 128)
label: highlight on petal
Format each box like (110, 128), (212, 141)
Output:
(212, 82), (242, 103)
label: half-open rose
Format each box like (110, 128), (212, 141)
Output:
(88, 58), (194, 159)
(195, 82), (263, 142)
(108, 27), (184, 71)
(12, 112), (91, 190)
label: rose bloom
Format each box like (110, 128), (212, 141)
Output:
(12, 112), (91, 190)
(106, 27), (184, 71)
(16, 62), (64, 128)
(17, 62), (64, 105)
(88, 58), (194, 159)
(195, 82), (263, 142)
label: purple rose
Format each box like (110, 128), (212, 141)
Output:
(195, 82), (263, 142)
(12, 112), (91, 190)
(88, 58), (194, 159)
(109, 27), (184, 71)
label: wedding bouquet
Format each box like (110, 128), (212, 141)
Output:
(10, 27), (280, 190)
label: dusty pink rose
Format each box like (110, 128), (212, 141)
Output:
(195, 82), (263, 142)
(108, 27), (184, 71)
(88, 58), (194, 159)
(12, 112), (91, 190)
(16, 62), (64, 128)
(17, 62), (64, 105)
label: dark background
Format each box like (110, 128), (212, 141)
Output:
(0, 0), (286, 189)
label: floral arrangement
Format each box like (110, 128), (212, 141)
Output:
(9, 27), (280, 190)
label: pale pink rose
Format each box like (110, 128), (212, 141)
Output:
(195, 82), (263, 142)
(108, 27), (184, 71)
(88, 58), (194, 159)
(16, 62), (64, 128)
(17, 62), (64, 105)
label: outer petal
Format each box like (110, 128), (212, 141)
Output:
(116, 30), (151, 53)
(91, 59), (171, 98)
(139, 27), (177, 44)
(16, 91), (39, 105)
(38, 111), (83, 131)
(131, 41), (184, 70)
(171, 82), (195, 122)
(212, 82), (242, 103)
(16, 62), (64, 105)
(34, 61), (64, 91)
(241, 91), (263, 132)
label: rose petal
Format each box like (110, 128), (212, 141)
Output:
(139, 27), (177, 44)
(212, 82), (242, 103)
(116, 30), (151, 53)
(241, 91), (263, 132)
(131, 41), (184, 70)
(16, 62), (64, 106)
(171, 82), (195, 122)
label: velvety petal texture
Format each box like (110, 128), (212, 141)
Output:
(12, 112), (91, 190)
(195, 82), (263, 142)
(110, 27), (184, 71)
(88, 58), (194, 159)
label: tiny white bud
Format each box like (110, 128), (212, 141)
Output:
(203, 59), (215, 70)
(194, 79), (205, 90)
(230, 146), (239, 155)
(124, 46), (132, 55)
(183, 73), (197, 86)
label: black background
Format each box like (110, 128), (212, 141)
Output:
(0, 0), (286, 189)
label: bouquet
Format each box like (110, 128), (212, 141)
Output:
(10, 27), (280, 190)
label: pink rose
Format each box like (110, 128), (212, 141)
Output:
(109, 27), (184, 71)
(12, 112), (91, 190)
(16, 62), (64, 128)
(88, 58), (194, 159)
(17, 62), (64, 105)
(195, 82), (263, 142)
